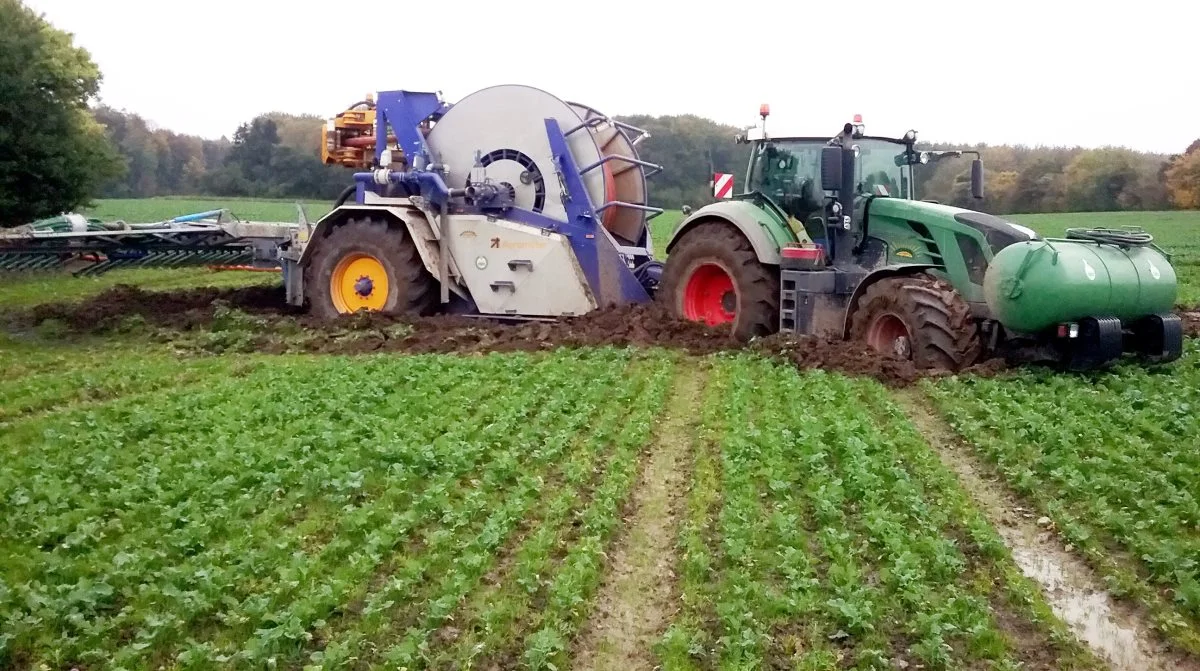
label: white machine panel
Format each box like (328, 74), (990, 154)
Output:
(444, 214), (597, 316)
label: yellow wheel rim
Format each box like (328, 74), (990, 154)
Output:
(330, 253), (389, 314)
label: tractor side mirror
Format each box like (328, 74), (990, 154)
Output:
(821, 146), (843, 191)
(970, 159), (985, 199)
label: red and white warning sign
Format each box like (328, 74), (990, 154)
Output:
(713, 172), (734, 199)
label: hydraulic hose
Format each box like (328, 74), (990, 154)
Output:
(1064, 227), (1154, 247)
(333, 185), (355, 208)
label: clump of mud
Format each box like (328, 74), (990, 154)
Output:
(13, 284), (1007, 386)
(326, 302), (738, 356)
(750, 335), (925, 386)
(25, 284), (293, 331)
(1180, 308), (1200, 339)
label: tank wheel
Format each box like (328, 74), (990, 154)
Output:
(849, 272), (981, 371)
(304, 217), (438, 319)
(659, 222), (778, 340)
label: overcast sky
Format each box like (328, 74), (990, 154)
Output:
(22, 0), (1200, 154)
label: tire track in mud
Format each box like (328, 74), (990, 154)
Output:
(569, 363), (708, 671)
(892, 388), (1200, 671)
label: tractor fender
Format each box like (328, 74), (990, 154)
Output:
(299, 204), (449, 281)
(841, 264), (940, 338)
(665, 200), (796, 265)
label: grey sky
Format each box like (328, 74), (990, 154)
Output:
(22, 0), (1200, 154)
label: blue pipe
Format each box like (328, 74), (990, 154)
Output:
(353, 170), (459, 207)
(170, 210), (226, 223)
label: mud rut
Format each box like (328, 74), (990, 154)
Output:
(894, 390), (1200, 671)
(570, 364), (707, 670)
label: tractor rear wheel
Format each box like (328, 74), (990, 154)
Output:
(659, 222), (778, 340)
(849, 272), (981, 371)
(304, 217), (438, 319)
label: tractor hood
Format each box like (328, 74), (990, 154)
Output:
(867, 198), (1040, 253)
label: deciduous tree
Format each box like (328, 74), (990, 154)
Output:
(0, 0), (123, 225)
(1165, 141), (1200, 209)
(1062, 148), (1143, 212)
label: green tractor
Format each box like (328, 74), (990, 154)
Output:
(659, 114), (1184, 371)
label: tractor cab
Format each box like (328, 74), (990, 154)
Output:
(735, 113), (990, 270)
(744, 134), (919, 243)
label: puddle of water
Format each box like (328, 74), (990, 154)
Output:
(1009, 543), (1161, 671)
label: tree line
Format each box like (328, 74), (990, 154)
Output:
(618, 114), (1200, 216)
(95, 106), (1200, 218)
(2, 0), (1199, 226)
(93, 108), (353, 201)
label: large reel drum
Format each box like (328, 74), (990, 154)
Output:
(568, 101), (652, 246)
(423, 85), (652, 246)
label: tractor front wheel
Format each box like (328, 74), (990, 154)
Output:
(848, 272), (981, 371)
(659, 222), (778, 340)
(304, 217), (438, 319)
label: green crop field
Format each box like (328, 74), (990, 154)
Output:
(82, 197), (336, 225)
(2, 201), (1200, 670)
(656, 356), (1097, 670)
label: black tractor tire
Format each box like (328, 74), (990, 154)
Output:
(304, 217), (438, 320)
(848, 272), (981, 371)
(658, 222), (779, 341)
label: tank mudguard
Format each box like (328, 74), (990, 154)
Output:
(665, 199), (800, 265)
(842, 263), (941, 337)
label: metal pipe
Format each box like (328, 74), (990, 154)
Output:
(578, 154), (663, 178)
(438, 201), (450, 305)
(593, 201), (664, 216)
(353, 169), (464, 207)
(342, 134), (397, 148)
(169, 210), (226, 224)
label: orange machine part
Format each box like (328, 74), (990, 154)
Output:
(599, 162), (618, 230)
(342, 134), (397, 149)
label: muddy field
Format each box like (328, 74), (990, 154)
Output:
(14, 283), (978, 386)
(22, 285), (1198, 380)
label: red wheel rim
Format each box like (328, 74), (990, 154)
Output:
(866, 313), (912, 359)
(683, 263), (736, 325)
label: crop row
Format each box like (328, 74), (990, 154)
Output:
(657, 355), (1098, 670)
(0, 348), (670, 669)
(302, 352), (675, 669)
(926, 340), (1200, 654)
(0, 351), (258, 427)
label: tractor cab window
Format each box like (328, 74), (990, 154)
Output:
(747, 140), (825, 223)
(852, 139), (911, 199)
(747, 138), (915, 223)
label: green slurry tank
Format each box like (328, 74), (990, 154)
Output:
(983, 227), (1182, 368)
(985, 235), (1177, 332)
